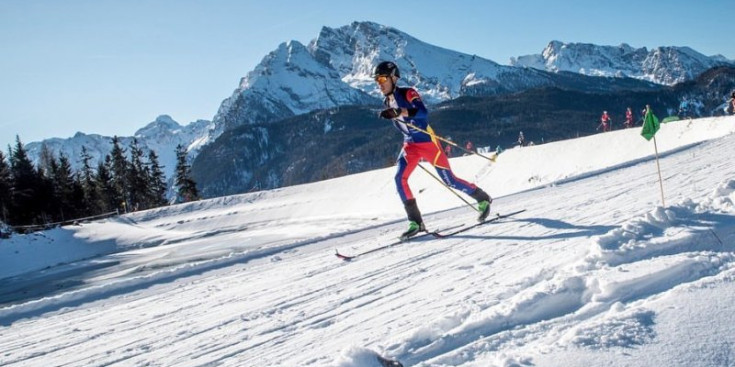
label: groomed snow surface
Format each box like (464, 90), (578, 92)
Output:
(2, 115), (735, 366)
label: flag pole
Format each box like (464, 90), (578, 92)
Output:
(652, 135), (666, 208)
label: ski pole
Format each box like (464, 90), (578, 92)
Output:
(403, 122), (497, 163)
(416, 163), (479, 212)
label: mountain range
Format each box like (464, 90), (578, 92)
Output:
(511, 40), (732, 85)
(24, 21), (735, 199)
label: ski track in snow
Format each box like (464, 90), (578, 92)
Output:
(1, 116), (735, 366)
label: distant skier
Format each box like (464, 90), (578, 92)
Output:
(727, 91), (735, 115)
(518, 131), (526, 147)
(624, 107), (634, 128)
(598, 110), (611, 132)
(373, 61), (492, 240)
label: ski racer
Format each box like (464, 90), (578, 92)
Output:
(624, 107), (634, 128)
(598, 110), (611, 132)
(373, 61), (492, 240)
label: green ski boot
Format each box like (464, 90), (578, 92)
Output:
(400, 221), (425, 241)
(477, 200), (492, 222)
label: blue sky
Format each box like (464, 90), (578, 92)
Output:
(1, 0), (733, 150)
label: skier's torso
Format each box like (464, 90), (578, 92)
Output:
(384, 87), (433, 143)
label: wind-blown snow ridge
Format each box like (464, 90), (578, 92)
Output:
(379, 184), (735, 366)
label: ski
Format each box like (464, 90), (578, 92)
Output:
(431, 209), (527, 238)
(335, 209), (525, 261)
(335, 224), (463, 261)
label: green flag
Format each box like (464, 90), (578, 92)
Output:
(641, 109), (660, 141)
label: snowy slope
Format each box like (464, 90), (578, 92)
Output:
(1, 115), (735, 366)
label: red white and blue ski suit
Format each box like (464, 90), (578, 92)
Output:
(385, 87), (477, 202)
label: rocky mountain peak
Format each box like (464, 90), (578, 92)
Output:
(513, 41), (733, 85)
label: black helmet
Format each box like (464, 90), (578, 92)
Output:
(373, 61), (400, 78)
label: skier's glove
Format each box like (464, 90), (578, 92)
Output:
(379, 108), (401, 120)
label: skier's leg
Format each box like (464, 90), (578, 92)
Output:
(423, 142), (478, 195)
(420, 141), (493, 221)
(395, 145), (420, 202)
(395, 144), (425, 239)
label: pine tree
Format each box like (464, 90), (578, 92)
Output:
(79, 146), (103, 215)
(34, 164), (56, 224)
(96, 156), (117, 213)
(127, 138), (149, 211)
(109, 136), (129, 212)
(9, 136), (42, 225)
(147, 150), (168, 207)
(174, 144), (199, 203)
(0, 150), (12, 223)
(37, 143), (55, 177)
(51, 152), (78, 221)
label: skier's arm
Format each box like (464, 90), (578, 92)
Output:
(404, 88), (428, 120)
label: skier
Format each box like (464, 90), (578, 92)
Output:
(517, 131), (526, 147)
(624, 107), (634, 128)
(373, 61), (492, 240)
(598, 111), (611, 132)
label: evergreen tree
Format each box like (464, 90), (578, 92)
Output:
(109, 136), (129, 212)
(51, 152), (78, 221)
(0, 150), (11, 222)
(96, 156), (117, 213)
(127, 139), (149, 210)
(79, 146), (103, 215)
(9, 136), (42, 225)
(174, 144), (199, 203)
(147, 150), (168, 207)
(37, 143), (55, 177)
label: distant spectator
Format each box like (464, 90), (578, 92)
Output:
(624, 107), (634, 128)
(517, 131), (526, 147)
(465, 140), (474, 154)
(444, 142), (452, 157)
(727, 91), (735, 115)
(678, 99), (692, 119)
(598, 110), (611, 132)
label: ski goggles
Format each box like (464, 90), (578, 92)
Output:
(374, 75), (390, 84)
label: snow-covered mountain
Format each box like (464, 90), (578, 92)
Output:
(511, 40), (734, 85)
(212, 21), (559, 133)
(25, 115), (213, 180)
(23, 22), (732, 193)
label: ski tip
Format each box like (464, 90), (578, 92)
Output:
(430, 231), (445, 238)
(335, 250), (354, 261)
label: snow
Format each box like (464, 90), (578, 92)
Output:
(1, 115), (735, 366)
(512, 41), (734, 85)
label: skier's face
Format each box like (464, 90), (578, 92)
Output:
(376, 75), (395, 96)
